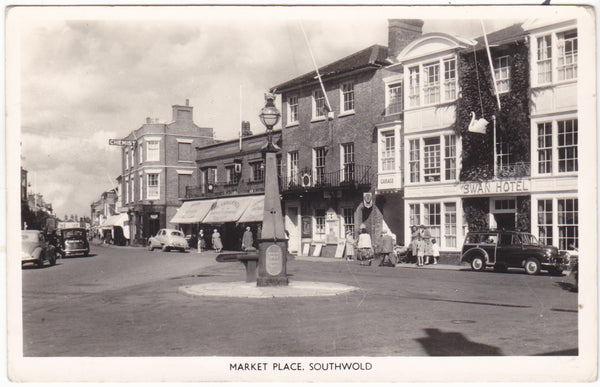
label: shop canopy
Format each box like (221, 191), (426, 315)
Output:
(100, 213), (129, 229)
(170, 199), (216, 224)
(100, 213), (130, 239)
(237, 195), (265, 223)
(202, 195), (264, 224)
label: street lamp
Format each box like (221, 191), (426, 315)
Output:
(259, 92), (281, 152)
(256, 92), (288, 286)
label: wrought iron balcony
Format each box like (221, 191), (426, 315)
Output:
(495, 162), (531, 178)
(280, 164), (372, 193)
(185, 178), (265, 199)
(461, 162), (531, 182)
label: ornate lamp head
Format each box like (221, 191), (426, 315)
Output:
(259, 92), (280, 130)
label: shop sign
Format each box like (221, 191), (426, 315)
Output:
(109, 139), (137, 146)
(460, 179), (530, 196)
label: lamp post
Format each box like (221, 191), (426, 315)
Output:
(256, 92), (288, 286)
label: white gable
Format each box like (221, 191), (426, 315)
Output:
(397, 33), (475, 63)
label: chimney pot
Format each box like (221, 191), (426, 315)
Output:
(146, 117), (151, 124)
(186, 99), (189, 106)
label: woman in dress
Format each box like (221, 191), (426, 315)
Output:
(212, 229), (223, 253)
(345, 230), (355, 261)
(356, 226), (373, 266)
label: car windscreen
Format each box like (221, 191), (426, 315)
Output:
(62, 230), (85, 238)
(170, 231), (184, 237)
(520, 233), (539, 245)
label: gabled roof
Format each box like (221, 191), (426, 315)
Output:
(271, 44), (389, 92)
(470, 23), (526, 51)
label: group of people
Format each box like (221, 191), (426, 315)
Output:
(408, 225), (440, 267)
(344, 225), (399, 267)
(196, 226), (255, 254)
(344, 224), (440, 267)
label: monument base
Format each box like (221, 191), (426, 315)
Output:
(257, 276), (289, 287)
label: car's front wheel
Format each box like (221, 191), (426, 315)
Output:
(524, 258), (541, 275)
(471, 255), (486, 272)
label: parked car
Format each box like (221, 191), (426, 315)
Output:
(148, 229), (189, 252)
(21, 230), (59, 268)
(59, 228), (90, 257)
(461, 230), (568, 275)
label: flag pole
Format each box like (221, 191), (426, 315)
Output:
(481, 20), (501, 111)
(299, 21), (333, 115)
(239, 85), (243, 151)
(492, 115), (497, 177)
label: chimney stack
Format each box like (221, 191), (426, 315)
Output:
(388, 19), (424, 59)
(241, 120), (253, 137)
(172, 102), (193, 122)
(146, 117), (152, 124)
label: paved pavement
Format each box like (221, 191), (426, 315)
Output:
(22, 243), (578, 358)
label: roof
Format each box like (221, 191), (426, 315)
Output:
(470, 23), (526, 51)
(271, 44), (389, 92)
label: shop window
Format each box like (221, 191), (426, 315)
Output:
(315, 209), (326, 235)
(537, 199), (553, 246)
(343, 208), (355, 237)
(558, 198), (578, 250)
(444, 202), (457, 247)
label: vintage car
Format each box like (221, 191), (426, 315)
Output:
(148, 229), (189, 252)
(461, 230), (568, 275)
(59, 228), (90, 257)
(21, 230), (59, 268)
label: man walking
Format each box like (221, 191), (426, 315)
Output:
(379, 230), (396, 267)
(241, 226), (254, 251)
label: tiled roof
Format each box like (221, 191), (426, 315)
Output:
(470, 23), (526, 51)
(271, 44), (389, 92)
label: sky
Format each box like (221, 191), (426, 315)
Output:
(14, 6), (524, 219)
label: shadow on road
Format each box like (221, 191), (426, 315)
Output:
(555, 281), (578, 293)
(416, 328), (503, 356)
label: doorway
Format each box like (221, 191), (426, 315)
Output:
(494, 213), (515, 230)
(285, 205), (300, 253)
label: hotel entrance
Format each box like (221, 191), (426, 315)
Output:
(491, 198), (516, 230)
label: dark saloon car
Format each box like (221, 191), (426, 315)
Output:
(461, 230), (568, 275)
(59, 228), (90, 257)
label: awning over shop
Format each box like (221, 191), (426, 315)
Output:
(170, 199), (216, 224)
(100, 213), (130, 239)
(237, 195), (265, 223)
(202, 196), (261, 224)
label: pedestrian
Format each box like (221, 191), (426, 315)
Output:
(379, 230), (395, 267)
(345, 230), (355, 261)
(420, 225), (433, 265)
(197, 229), (206, 253)
(416, 236), (425, 267)
(356, 225), (373, 266)
(212, 229), (223, 253)
(431, 238), (440, 265)
(241, 226), (254, 251)
(408, 225), (419, 263)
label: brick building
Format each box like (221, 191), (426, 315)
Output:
(170, 129), (281, 251)
(118, 100), (214, 244)
(271, 19), (424, 256)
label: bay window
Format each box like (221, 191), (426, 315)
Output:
(443, 59), (457, 100)
(423, 62), (440, 105)
(444, 135), (456, 180)
(423, 137), (441, 182)
(409, 139), (420, 183)
(558, 198), (578, 250)
(146, 140), (160, 162)
(558, 119), (578, 172)
(557, 30), (577, 81)
(408, 66), (420, 107)
(381, 131), (395, 171)
(147, 173), (159, 200)
(537, 35), (552, 84)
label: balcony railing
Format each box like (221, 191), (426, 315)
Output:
(185, 178), (265, 199)
(281, 164), (371, 192)
(461, 162), (531, 181)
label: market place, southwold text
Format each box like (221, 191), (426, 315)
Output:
(229, 362), (373, 371)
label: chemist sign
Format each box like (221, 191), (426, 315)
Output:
(459, 179), (531, 196)
(109, 139), (137, 146)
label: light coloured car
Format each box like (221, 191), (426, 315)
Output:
(148, 229), (189, 252)
(22, 230), (59, 268)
